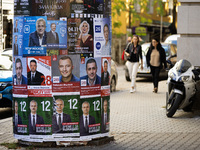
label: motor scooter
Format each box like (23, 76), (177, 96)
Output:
(166, 59), (200, 117)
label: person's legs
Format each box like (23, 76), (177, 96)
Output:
(126, 61), (133, 80)
(150, 66), (156, 88)
(131, 62), (139, 88)
(154, 67), (160, 90)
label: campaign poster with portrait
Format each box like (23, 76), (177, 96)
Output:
(13, 97), (29, 138)
(79, 96), (101, 139)
(28, 97), (53, 137)
(52, 95), (80, 137)
(101, 57), (111, 96)
(80, 57), (101, 96)
(101, 96), (110, 136)
(27, 56), (52, 97)
(51, 55), (80, 94)
(93, 18), (111, 57)
(30, 0), (70, 19)
(13, 17), (24, 56)
(23, 16), (47, 56)
(13, 57), (28, 97)
(14, 0), (32, 16)
(67, 17), (94, 54)
(46, 20), (67, 49)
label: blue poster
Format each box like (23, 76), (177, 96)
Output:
(23, 16), (47, 56)
(13, 17), (24, 56)
(46, 20), (67, 49)
(93, 18), (111, 57)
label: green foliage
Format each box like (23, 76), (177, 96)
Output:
(112, 0), (165, 28)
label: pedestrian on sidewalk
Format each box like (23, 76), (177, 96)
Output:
(125, 35), (143, 93)
(146, 38), (167, 93)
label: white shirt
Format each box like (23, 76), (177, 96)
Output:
(15, 114), (18, 126)
(88, 76), (96, 86)
(56, 112), (63, 125)
(31, 72), (36, 80)
(83, 114), (89, 128)
(38, 34), (45, 46)
(102, 41), (111, 56)
(31, 113), (37, 126)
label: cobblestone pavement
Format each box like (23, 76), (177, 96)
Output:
(1, 65), (200, 150)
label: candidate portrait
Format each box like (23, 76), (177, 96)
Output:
(52, 98), (72, 133)
(27, 59), (45, 85)
(101, 24), (111, 56)
(13, 58), (27, 85)
(80, 58), (101, 86)
(79, 101), (96, 136)
(13, 35), (18, 56)
(14, 101), (22, 134)
(58, 56), (80, 83)
(29, 100), (44, 134)
(101, 99), (109, 133)
(47, 23), (59, 44)
(101, 60), (110, 86)
(29, 18), (47, 47)
(14, 19), (18, 33)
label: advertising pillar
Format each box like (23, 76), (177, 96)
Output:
(13, 0), (111, 142)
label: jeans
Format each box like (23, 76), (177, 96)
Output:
(150, 66), (160, 88)
(126, 61), (139, 87)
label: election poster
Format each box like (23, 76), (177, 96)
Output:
(79, 96), (101, 138)
(28, 97), (53, 137)
(13, 57), (28, 97)
(13, 17), (24, 56)
(13, 97), (29, 137)
(23, 16), (47, 56)
(80, 57), (101, 96)
(27, 56), (52, 97)
(46, 20), (67, 49)
(52, 95), (80, 137)
(101, 96), (110, 136)
(67, 17), (94, 54)
(14, 0), (32, 16)
(51, 55), (80, 94)
(30, 0), (70, 19)
(101, 57), (111, 96)
(93, 18), (111, 57)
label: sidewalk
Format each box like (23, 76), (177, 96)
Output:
(1, 66), (200, 149)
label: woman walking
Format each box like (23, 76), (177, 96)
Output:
(146, 38), (167, 93)
(125, 35), (143, 93)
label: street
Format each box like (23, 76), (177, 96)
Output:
(1, 65), (200, 149)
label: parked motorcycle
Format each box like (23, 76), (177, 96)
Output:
(166, 59), (200, 117)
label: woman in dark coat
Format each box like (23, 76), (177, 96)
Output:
(146, 38), (167, 93)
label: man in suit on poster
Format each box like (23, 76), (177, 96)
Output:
(14, 19), (18, 32)
(52, 98), (72, 133)
(29, 100), (44, 134)
(101, 60), (110, 86)
(29, 18), (47, 47)
(13, 58), (27, 85)
(79, 101), (96, 136)
(80, 58), (101, 86)
(13, 35), (18, 56)
(47, 23), (59, 44)
(14, 101), (22, 134)
(27, 59), (45, 85)
(101, 99), (109, 133)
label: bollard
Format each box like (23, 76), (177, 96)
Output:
(12, 0), (112, 145)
